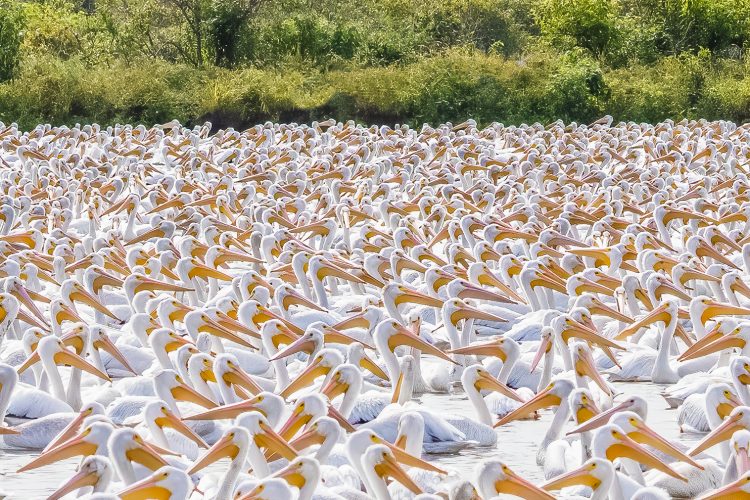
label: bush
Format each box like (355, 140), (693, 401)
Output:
(203, 67), (310, 123)
(0, 56), (206, 128)
(5, 48), (750, 130)
(543, 53), (608, 122)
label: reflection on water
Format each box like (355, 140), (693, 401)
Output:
(0, 383), (714, 497)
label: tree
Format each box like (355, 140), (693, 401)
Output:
(535, 0), (620, 58)
(209, 0), (267, 67)
(0, 1), (24, 82)
(162, 0), (208, 65)
(160, 0), (266, 67)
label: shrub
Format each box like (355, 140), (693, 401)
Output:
(0, 56), (206, 128)
(543, 53), (608, 122)
(5, 49), (750, 130)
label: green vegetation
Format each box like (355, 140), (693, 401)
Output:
(3, 0), (750, 128)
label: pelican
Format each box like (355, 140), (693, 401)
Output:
(188, 426), (252, 498)
(16, 421), (115, 472)
(495, 378), (577, 467)
(699, 471), (750, 499)
(460, 363), (525, 423)
(361, 444), (425, 499)
(47, 455), (113, 500)
(609, 300), (715, 383)
(475, 461), (554, 499)
(116, 466), (191, 500)
(542, 458), (615, 500)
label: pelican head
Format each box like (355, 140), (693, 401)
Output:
(475, 461), (554, 500)
(700, 471), (750, 499)
(690, 406), (750, 456)
(542, 458), (614, 495)
(592, 424), (686, 481)
(495, 378), (575, 427)
(47, 455), (113, 500)
(235, 411), (298, 461)
(117, 466), (191, 500)
(363, 444), (424, 496)
(279, 348), (344, 399)
(17, 421), (114, 472)
(187, 391), (284, 426)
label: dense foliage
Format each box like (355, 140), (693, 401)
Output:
(3, 0), (750, 128)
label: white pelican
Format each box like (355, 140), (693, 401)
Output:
(494, 378), (576, 467)
(474, 461), (554, 499)
(361, 444), (425, 499)
(107, 428), (171, 485)
(188, 425), (252, 498)
(542, 458), (615, 500)
(116, 466), (191, 500)
(609, 300), (715, 383)
(699, 471), (750, 499)
(459, 363), (525, 423)
(139, 401), (207, 459)
(16, 421), (115, 472)
(47, 455), (113, 500)
(16, 335), (111, 411)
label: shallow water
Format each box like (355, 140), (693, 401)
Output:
(0, 382), (714, 498)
